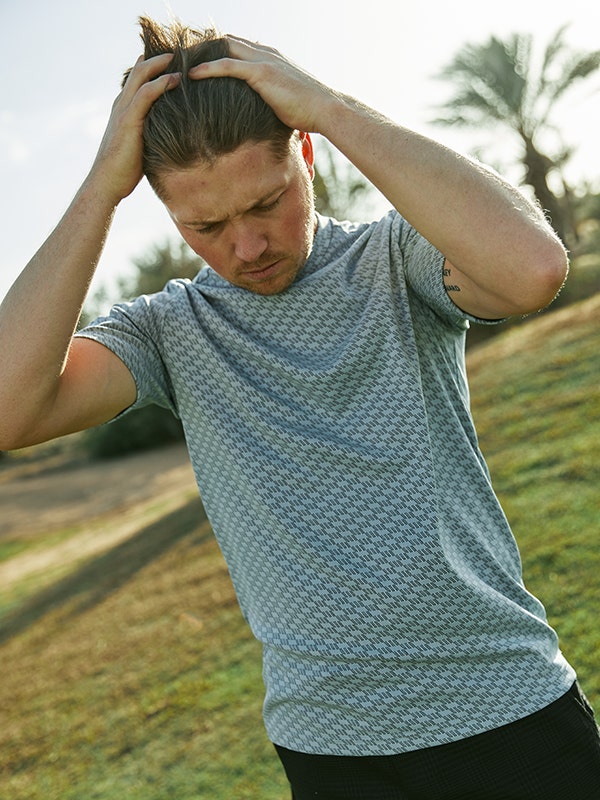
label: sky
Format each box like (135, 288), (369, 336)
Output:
(1, 0), (599, 306)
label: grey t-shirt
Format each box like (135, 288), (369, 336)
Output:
(77, 210), (575, 755)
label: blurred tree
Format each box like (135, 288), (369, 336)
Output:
(573, 188), (600, 257)
(80, 240), (203, 327)
(313, 138), (383, 221)
(117, 239), (204, 300)
(432, 25), (600, 247)
(84, 404), (185, 459)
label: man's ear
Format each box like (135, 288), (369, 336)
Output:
(299, 132), (315, 179)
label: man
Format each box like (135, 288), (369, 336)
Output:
(1, 16), (599, 799)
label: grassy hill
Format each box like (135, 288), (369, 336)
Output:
(0, 500), (285, 799)
(467, 292), (600, 702)
(1, 293), (599, 799)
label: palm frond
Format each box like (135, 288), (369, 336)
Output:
(538, 23), (572, 94)
(548, 50), (600, 103)
(433, 86), (515, 126)
(436, 35), (528, 121)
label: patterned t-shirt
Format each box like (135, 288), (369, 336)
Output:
(77, 210), (575, 755)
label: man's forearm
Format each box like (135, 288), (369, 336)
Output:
(0, 178), (116, 448)
(317, 95), (568, 316)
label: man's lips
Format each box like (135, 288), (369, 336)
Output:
(242, 259), (283, 281)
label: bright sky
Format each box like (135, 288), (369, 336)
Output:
(1, 0), (599, 305)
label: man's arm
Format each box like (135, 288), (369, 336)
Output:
(0, 55), (180, 451)
(320, 106), (568, 319)
(191, 38), (568, 320)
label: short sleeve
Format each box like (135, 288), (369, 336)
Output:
(75, 290), (179, 417)
(396, 214), (508, 329)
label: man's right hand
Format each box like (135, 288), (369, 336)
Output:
(87, 53), (180, 205)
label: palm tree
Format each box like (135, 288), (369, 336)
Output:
(313, 139), (379, 221)
(432, 25), (600, 246)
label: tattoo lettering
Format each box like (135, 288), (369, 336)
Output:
(443, 265), (461, 292)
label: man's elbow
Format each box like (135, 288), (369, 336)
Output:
(513, 238), (569, 316)
(533, 239), (569, 310)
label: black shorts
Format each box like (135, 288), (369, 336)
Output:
(274, 681), (600, 799)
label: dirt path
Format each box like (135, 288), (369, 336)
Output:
(0, 443), (199, 590)
(0, 443), (196, 538)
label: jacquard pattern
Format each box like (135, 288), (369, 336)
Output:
(77, 211), (575, 755)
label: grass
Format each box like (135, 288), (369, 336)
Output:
(0, 499), (288, 799)
(467, 292), (600, 706)
(0, 292), (599, 798)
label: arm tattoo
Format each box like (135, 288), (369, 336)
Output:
(443, 266), (461, 293)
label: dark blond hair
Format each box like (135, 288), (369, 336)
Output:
(127, 17), (293, 194)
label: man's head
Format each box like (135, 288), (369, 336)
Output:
(159, 133), (315, 295)
(128, 16), (295, 196)
(126, 17), (317, 296)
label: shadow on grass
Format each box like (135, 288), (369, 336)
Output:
(0, 496), (210, 645)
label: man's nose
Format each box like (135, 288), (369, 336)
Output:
(233, 221), (268, 263)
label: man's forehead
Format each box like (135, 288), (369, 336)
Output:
(160, 142), (295, 226)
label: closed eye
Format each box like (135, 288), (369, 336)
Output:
(254, 195), (283, 213)
(191, 192), (284, 235)
(194, 220), (223, 236)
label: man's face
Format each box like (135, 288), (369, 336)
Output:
(160, 134), (317, 296)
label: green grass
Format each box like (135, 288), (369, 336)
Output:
(0, 499), (288, 799)
(468, 292), (600, 707)
(1, 292), (599, 799)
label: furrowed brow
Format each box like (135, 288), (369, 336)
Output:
(179, 184), (287, 228)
